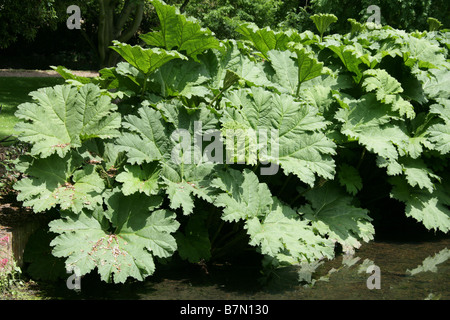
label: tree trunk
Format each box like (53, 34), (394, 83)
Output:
(98, 0), (144, 68)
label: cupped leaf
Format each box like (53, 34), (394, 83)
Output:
(427, 18), (443, 32)
(14, 84), (121, 158)
(310, 13), (338, 40)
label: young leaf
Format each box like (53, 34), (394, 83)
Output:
(115, 163), (161, 196)
(427, 18), (443, 32)
(337, 163), (363, 195)
(310, 13), (338, 41)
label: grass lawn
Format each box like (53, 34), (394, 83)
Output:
(0, 77), (65, 140)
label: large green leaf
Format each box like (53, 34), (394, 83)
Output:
(115, 162), (161, 196)
(399, 158), (440, 192)
(403, 36), (447, 69)
(335, 94), (410, 161)
(14, 152), (104, 213)
(162, 162), (218, 215)
(266, 46), (325, 96)
(117, 102), (221, 215)
(362, 69), (415, 119)
(200, 40), (272, 90)
(49, 192), (179, 284)
(116, 106), (172, 165)
(236, 23), (305, 59)
(211, 168), (334, 263)
(141, 0), (222, 60)
(427, 99), (450, 154)
(222, 87), (336, 186)
(111, 41), (187, 75)
(322, 38), (373, 83)
(211, 168), (273, 222)
(149, 58), (210, 98)
(390, 176), (450, 233)
(300, 182), (375, 253)
(14, 84), (121, 158)
(246, 197), (335, 263)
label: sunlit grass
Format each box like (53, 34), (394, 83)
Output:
(0, 77), (65, 140)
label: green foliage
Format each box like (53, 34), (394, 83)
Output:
(0, 0), (59, 49)
(14, 1), (450, 283)
(172, 0), (285, 39)
(309, 0), (450, 33)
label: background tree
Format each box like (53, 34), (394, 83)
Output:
(165, 0), (286, 39)
(0, 0), (59, 49)
(0, 0), (151, 68)
(308, 0), (450, 33)
(97, 0), (145, 67)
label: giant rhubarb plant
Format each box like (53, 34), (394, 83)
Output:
(14, 1), (450, 283)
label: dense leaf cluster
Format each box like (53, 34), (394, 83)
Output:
(14, 1), (450, 283)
